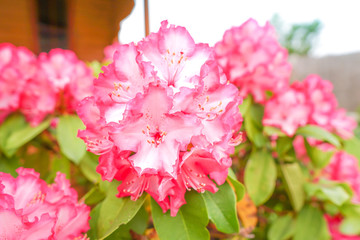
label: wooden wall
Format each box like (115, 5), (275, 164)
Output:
(0, 0), (39, 53)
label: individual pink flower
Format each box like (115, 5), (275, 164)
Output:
(0, 167), (90, 239)
(0, 43), (36, 123)
(323, 151), (360, 203)
(78, 21), (242, 216)
(325, 214), (360, 240)
(20, 49), (94, 126)
(263, 86), (311, 136)
(103, 42), (123, 62)
(330, 108), (357, 139)
(214, 18), (291, 103)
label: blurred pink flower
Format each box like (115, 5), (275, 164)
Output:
(323, 151), (360, 203)
(0, 168), (90, 239)
(20, 49), (94, 126)
(103, 42), (123, 62)
(78, 21), (242, 216)
(214, 18), (291, 103)
(0, 43), (36, 123)
(325, 214), (360, 240)
(263, 86), (310, 136)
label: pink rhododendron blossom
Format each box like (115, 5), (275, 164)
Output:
(214, 18), (291, 103)
(0, 43), (36, 123)
(263, 86), (310, 136)
(323, 151), (360, 203)
(20, 49), (94, 126)
(0, 168), (90, 239)
(78, 21), (243, 216)
(103, 42), (123, 62)
(325, 214), (360, 240)
(263, 75), (356, 137)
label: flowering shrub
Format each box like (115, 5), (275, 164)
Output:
(0, 18), (360, 239)
(0, 168), (90, 239)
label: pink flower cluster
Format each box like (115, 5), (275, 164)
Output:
(263, 75), (356, 137)
(214, 18), (292, 103)
(0, 43), (94, 126)
(0, 168), (90, 239)
(78, 21), (242, 216)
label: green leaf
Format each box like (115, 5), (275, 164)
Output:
(105, 206), (149, 240)
(276, 136), (294, 156)
(296, 125), (340, 147)
(151, 191), (209, 240)
(340, 216), (360, 235)
(227, 169), (245, 201)
(304, 139), (334, 169)
(239, 96), (252, 116)
(56, 115), (86, 164)
(80, 152), (100, 183)
(264, 126), (286, 137)
(294, 205), (330, 240)
(0, 154), (20, 177)
(97, 181), (147, 239)
(268, 214), (295, 240)
(244, 150), (277, 205)
(202, 182), (239, 234)
(343, 137), (360, 165)
(304, 180), (351, 206)
(87, 202), (102, 239)
(0, 114), (27, 152)
(82, 186), (106, 206)
(244, 104), (267, 148)
(280, 163), (305, 211)
(5, 118), (50, 154)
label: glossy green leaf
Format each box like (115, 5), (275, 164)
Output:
(202, 182), (239, 234)
(87, 203), (102, 239)
(245, 150), (277, 205)
(105, 206), (149, 240)
(296, 125), (340, 147)
(0, 154), (20, 177)
(280, 163), (305, 211)
(227, 169), (245, 201)
(97, 181), (147, 239)
(276, 136), (294, 156)
(343, 137), (360, 165)
(244, 104), (267, 147)
(82, 186), (106, 206)
(56, 115), (86, 164)
(239, 96), (252, 116)
(294, 205), (330, 240)
(305, 180), (351, 206)
(5, 118), (50, 154)
(80, 152), (100, 183)
(264, 126), (286, 137)
(340, 216), (360, 235)
(0, 114), (27, 152)
(304, 139), (334, 169)
(268, 214), (295, 240)
(151, 191), (209, 240)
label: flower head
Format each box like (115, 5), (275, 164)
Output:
(78, 21), (242, 216)
(0, 168), (90, 239)
(214, 19), (291, 103)
(325, 214), (360, 240)
(20, 49), (94, 126)
(0, 43), (36, 123)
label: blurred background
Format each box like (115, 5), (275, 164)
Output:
(1, 0), (359, 111)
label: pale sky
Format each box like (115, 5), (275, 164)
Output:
(119, 0), (360, 57)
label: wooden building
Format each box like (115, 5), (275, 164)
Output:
(0, 0), (134, 61)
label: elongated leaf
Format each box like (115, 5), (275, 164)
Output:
(5, 118), (50, 154)
(202, 182), (239, 234)
(264, 126), (286, 137)
(97, 181), (147, 239)
(151, 191), (209, 240)
(344, 137), (360, 165)
(239, 96), (252, 115)
(0, 154), (20, 177)
(294, 205), (330, 240)
(227, 169), (245, 201)
(80, 152), (100, 183)
(0, 114), (27, 151)
(268, 215), (295, 240)
(304, 139), (334, 169)
(245, 150), (277, 205)
(56, 115), (86, 164)
(280, 163), (305, 211)
(244, 104), (267, 148)
(296, 125), (340, 147)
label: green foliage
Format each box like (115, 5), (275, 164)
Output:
(268, 214), (295, 240)
(151, 191), (210, 240)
